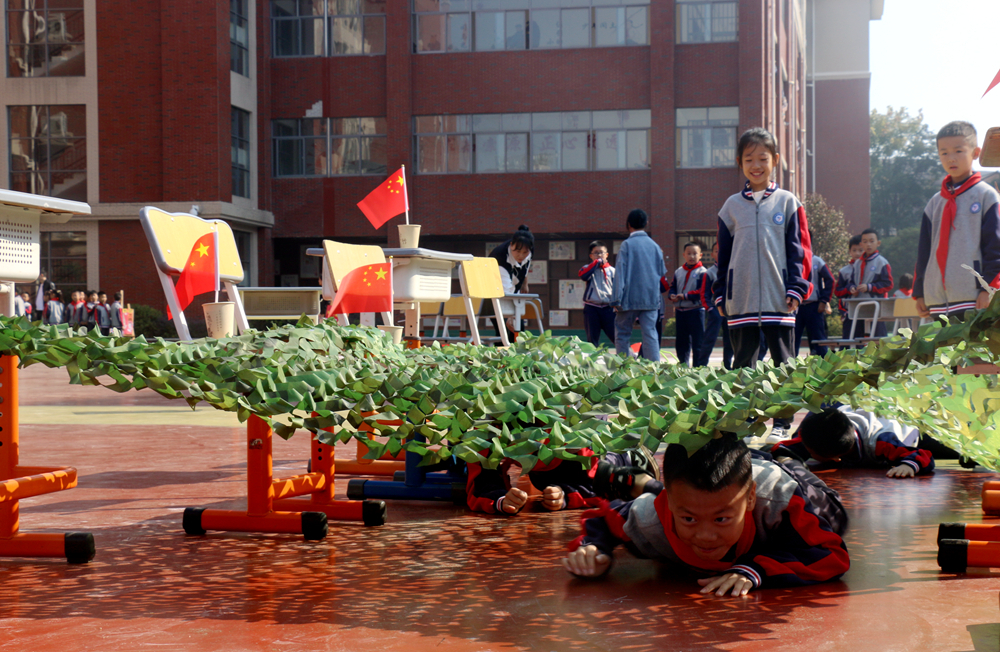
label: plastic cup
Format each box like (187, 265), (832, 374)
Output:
(203, 302), (236, 339)
(377, 324), (403, 345)
(398, 224), (421, 249)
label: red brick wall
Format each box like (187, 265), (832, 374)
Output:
(813, 78), (871, 232)
(99, 221), (166, 309)
(674, 43), (741, 108)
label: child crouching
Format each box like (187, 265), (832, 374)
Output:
(562, 435), (848, 596)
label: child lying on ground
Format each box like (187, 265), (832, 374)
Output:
(466, 446), (660, 515)
(770, 407), (934, 478)
(562, 436), (849, 596)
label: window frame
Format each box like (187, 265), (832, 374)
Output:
(674, 106), (739, 169)
(6, 0), (86, 78)
(230, 0), (250, 75)
(270, 0), (386, 58)
(675, 0), (738, 44)
(232, 107), (252, 198)
(271, 116), (388, 178)
(8, 104), (87, 201)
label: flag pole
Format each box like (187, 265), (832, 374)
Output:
(213, 228), (220, 303)
(401, 164), (410, 225)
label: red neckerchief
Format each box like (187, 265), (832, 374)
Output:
(681, 261), (704, 295)
(652, 490), (756, 572)
(938, 173), (981, 288)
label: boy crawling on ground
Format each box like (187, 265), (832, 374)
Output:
(770, 406), (934, 478)
(562, 436), (849, 596)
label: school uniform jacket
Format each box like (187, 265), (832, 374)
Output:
(466, 452), (601, 514)
(913, 178), (1000, 316)
(713, 182), (812, 329)
(578, 260), (615, 307)
(802, 255), (834, 305)
(668, 262), (709, 311)
(849, 251), (893, 299)
(704, 264), (718, 308)
(572, 453), (849, 589)
(43, 300), (64, 326)
(772, 408), (934, 475)
(834, 260), (855, 316)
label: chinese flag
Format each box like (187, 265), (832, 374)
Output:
(167, 233), (217, 319)
(328, 263), (393, 316)
(986, 67), (1000, 98)
(357, 167), (408, 229)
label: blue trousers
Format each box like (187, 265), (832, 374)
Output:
(794, 303), (829, 356)
(699, 307), (726, 367)
(615, 309), (660, 362)
(675, 308), (705, 366)
(583, 304), (616, 346)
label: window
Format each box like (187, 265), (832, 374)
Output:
(676, 1), (738, 43)
(40, 231), (86, 295)
(231, 0), (250, 75)
(414, 0), (650, 53)
(6, 0), (85, 77)
(8, 105), (86, 201)
(232, 108), (251, 198)
(271, 0), (385, 57)
(675, 107), (738, 168)
(414, 110), (650, 174)
(272, 116), (386, 177)
(233, 230), (254, 286)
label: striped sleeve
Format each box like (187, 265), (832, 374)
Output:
(465, 460), (513, 514)
(784, 205), (812, 303)
(873, 432), (935, 474)
(981, 202), (1000, 288)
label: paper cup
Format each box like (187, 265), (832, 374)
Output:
(398, 224), (421, 249)
(203, 302), (236, 339)
(377, 324), (404, 345)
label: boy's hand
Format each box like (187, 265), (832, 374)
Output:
(698, 573), (754, 597)
(541, 485), (566, 511)
(915, 297), (930, 318)
(978, 291), (992, 311)
(501, 487), (528, 514)
(849, 285), (859, 296)
(886, 464), (916, 478)
(786, 297), (800, 312)
(717, 304), (725, 317)
(819, 301), (831, 314)
(562, 545), (611, 578)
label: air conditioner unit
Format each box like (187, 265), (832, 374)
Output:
(47, 14), (68, 43)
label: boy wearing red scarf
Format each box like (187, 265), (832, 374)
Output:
(562, 437), (849, 596)
(668, 242), (709, 366)
(914, 121), (1000, 319)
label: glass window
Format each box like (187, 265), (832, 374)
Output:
(505, 11), (526, 50)
(561, 8), (590, 48)
(8, 105), (87, 201)
(529, 9), (559, 49)
(41, 231), (87, 296)
(416, 13), (445, 51)
(561, 131), (588, 170)
(447, 134), (472, 172)
(273, 118), (327, 176)
(675, 106), (738, 168)
(532, 112), (561, 131)
(677, 1), (737, 44)
(474, 11), (504, 51)
(531, 132), (560, 171)
(473, 114), (502, 132)
(447, 12), (470, 51)
(624, 6), (647, 45)
(273, 116), (386, 176)
(595, 130), (625, 169)
(7, 0), (85, 77)
(475, 133), (504, 172)
(418, 135), (446, 173)
(626, 130), (649, 168)
(271, 0), (324, 56)
(505, 133), (528, 172)
(231, 0), (250, 75)
(232, 108), (251, 198)
(272, 0), (385, 57)
(331, 16), (363, 54)
(594, 7), (622, 47)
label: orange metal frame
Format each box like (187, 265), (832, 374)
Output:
(183, 414), (387, 539)
(0, 354), (95, 563)
(333, 419), (406, 476)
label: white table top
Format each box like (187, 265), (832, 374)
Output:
(306, 247), (473, 262)
(0, 188), (91, 224)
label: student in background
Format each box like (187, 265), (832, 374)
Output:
(612, 209), (667, 362)
(668, 242), (708, 366)
(579, 241), (616, 347)
(109, 292), (124, 332)
(44, 289), (65, 325)
(848, 228), (893, 338)
(893, 274), (913, 299)
(487, 226), (534, 343)
(834, 236), (864, 339)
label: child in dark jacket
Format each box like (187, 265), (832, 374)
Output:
(562, 436), (849, 596)
(578, 241), (616, 347)
(668, 241), (709, 366)
(770, 407), (933, 478)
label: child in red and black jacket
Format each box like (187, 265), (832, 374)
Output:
(771, 406), (933, 478)
(562, 436), (848, 597)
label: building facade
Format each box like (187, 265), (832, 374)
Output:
(0, 0), (876, 330)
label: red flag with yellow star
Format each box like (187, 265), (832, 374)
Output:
(168, 232), (217, 319)
(357, 166), (408, 229)
(328, 263), (393, 316)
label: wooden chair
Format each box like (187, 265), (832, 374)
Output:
(459, 257), (509, 346)
(321, 240), (393, 327)
(429, 296), (482, 341)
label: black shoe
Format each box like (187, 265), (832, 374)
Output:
(593, 445), (660, 501)
(623, 444), (660, 482)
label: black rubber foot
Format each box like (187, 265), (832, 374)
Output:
(347, 479), (367, 500)
(362, 500), (387, 526)
(301, 511), (328, 541)
(451, 482), (467, 507)
(393, 470), (406, 483)
(64, 532), (95, 564)
(183, 507), (207, 535)
(938, 522), (966, 544)
(938, 538), (969, 573)
(307, 458), (312, 473)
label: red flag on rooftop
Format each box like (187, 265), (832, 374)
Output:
(327, 263), (393, 317)
(984, 67), (1000, 97)
(357, 166), (408, 229)
(167, 232), (217, 319)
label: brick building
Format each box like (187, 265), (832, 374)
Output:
(0, 0), (879, 331)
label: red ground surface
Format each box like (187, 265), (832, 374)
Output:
(3, 364), (1000, 651)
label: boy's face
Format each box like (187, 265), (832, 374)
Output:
(937, 135), (980, 183)
(849, 244), (863, 261)
(20, 293), (29, 301)
(683, 246), (701, 266)
(666, 479), (756, 562)
(99, 294), (107, 303)
(860, 233), (879, 255)
(88, 293), (97, 303)
(590, 247), (608, 262)
(712, 243), (719, 264)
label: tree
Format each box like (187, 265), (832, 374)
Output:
(804, 193), (851, 272)
(870, 107), (941, 234)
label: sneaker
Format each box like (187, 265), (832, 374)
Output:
(623, 444), (661, 482)
(593, 445), (661, 501)
(764, 426), (788, 445)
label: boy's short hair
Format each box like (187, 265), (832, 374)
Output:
(899, 273), (914, 290)
(662, 436), (752, 493)
(937, 121), (978, 148)
(848, 234), (862, 248)
(683, 241), (703, 253)
(627, 209), (648, 230)
(114, 291), (122, 301)
(589, 240), (607, 253)
(797, 409), (856, 460)
(861, 228), (879, 240)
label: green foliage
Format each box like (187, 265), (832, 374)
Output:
(804, 194), (852, 273)
(870, 107), (941, 234)
(131, 304), (177, 339)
